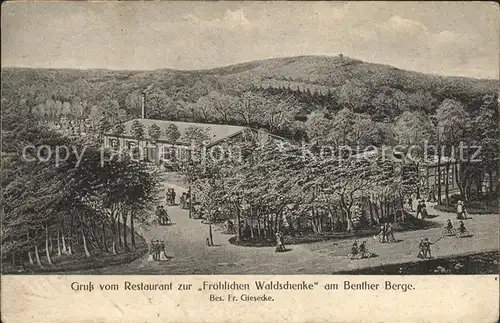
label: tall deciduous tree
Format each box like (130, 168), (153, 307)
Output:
(392, 111), (434, 198)
(436, 99), (469, 201)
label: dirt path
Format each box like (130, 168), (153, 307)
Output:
(79, 180), (499, 275)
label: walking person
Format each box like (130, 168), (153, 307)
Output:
(165, 189), (171, 206)
(275, 232), (285, 252)
(161, 206), (169, 224)
(462, 203), (468, 220)
(158, 206), (164, 225)
(279, 231), (286, 251)
(420, 200), (428, 219)
(359, 241), (370, 257)
(457, 221), (470, 237)
(171, 189), (176, 206)
(155, 206), (162, 225)
(386, 223), (396, 243)
(416, 200), (422, 219)
(148, 239), (155, 261)
(408, 196), (413, 212)
(159, 240), (168, 261)
(417, 238), (426, 259)
(427, 184), (437, 203)
(424, 238), (433, 258)
(456, 201), (468, 220)
(377, 224), (385, 242)
(154, 240), (161, 261)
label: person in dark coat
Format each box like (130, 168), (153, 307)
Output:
(416, 201), (423, 219)
(423, 238), (433, 258)
(420, 201), (428, 219)
(417, 238), (425, 259)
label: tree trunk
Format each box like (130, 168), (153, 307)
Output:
(117, 216), (123, 248)
(82, 229), (91, 257)
(274, 212), (279, 235)
(130, 213), (136, 248)
(445, 163), (450, 205)
(188, 185), (193, 218)
(476, 171), (482, 199)
(488, 169), (494, 193)
(112, 220), (118, 255)
(311, 207), (318, 233)
(122, 213), (129, 252)
(68, 216), (74, 255)
(369, 198), (375, 225)
(346, 211), (354, 232)
(49, 233), (53, 253)
(263, 214), (267, 239)
(57, 230), (62, 256)
(379, 199), (384, 223)
(437, 150), (442, 205)
(102, 222), (109, 252)
(256, 208), (262, 239)
(45, 223), (53, 265)
(456, 162), (467, 201)
(209, 222), (214, 246)
(373, 199), (380, 223)
(385, 199), (390, 222)
(235, 205), (241, 242)
(61, 232), (68, 254)
(399, 196), (405, 222)
(317, 210), (323, 233)
(34, 245), (42, 266)
(27, 232), (34, 264)
(249, 206), (254, 239)
(415, 162), (421, 199)
(28, 250), (34, 265)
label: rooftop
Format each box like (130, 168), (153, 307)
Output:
(107, 119), (247, 145)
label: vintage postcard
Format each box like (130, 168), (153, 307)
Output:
(1, 1), (499, 322)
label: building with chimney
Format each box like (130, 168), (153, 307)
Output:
(103, 90), (287, 165)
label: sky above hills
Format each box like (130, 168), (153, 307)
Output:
(1, 2), (498, 79)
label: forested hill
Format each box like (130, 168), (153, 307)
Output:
(1, 55), (498, 139)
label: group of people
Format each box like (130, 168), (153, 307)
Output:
(415, 200), (429, 219)
(275, 231), (286, 252)
(155, 205), (170, 225)
(179, 192), (192, 210)
(165, 188), (176, 206)
(444, 219), (470, 236)
(349, 240), (373, 259)
(417, 238), (433, 259)
(148, 239), (168, 261)
(375, 223), (396, 243)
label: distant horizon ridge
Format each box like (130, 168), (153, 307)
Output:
(2, 54), (498, 81)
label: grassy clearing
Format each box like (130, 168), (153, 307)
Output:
(229, 214), (440, 247)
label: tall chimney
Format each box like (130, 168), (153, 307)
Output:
(141, 92), (146, 119)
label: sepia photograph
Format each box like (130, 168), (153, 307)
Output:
(1, 1), (499, 277)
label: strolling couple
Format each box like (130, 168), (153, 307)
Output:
(376, 223), (396, 243)
(156, 206), (170, 225)
(417, 238), (433, 259)
(275, 232), (286, 252)
(148, 239), (168, 261)
(416, 200), (428, 219)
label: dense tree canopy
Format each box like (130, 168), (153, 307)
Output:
(1, 103), (158, 268)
